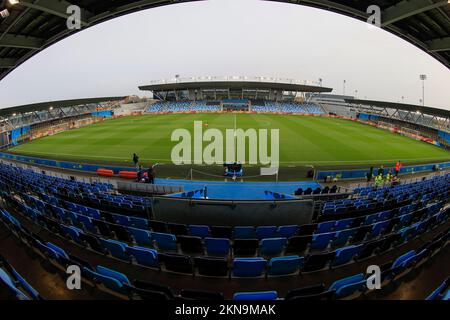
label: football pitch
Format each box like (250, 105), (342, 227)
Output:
(8, 113), (450, 171)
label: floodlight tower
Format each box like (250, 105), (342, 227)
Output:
(0, 0), (20, 18)
(420, 74), (427, 106)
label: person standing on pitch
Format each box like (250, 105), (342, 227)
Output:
(395, 161), (402, 177)
(147, 164), (157, 184)
(133, 153), (139, 168)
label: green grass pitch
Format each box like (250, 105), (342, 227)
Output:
(8, 114), (450, 168)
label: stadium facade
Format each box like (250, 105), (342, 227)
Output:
(140, 76), (332, 102)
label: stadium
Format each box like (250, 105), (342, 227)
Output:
(0, 0), (449, 308)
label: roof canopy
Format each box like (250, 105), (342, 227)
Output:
(0, 0), (448, 83)
(345, 98), (450, 119)
(139, 77), (332, 93)
(0, 96), (126, 117)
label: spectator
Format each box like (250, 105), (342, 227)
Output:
(147, 164), (156, 184)
(377, 165), (384, 177)
(136, 165), (144, 182)
(395, 161), (402, 176)
(366, 166), (374, 182)
(132, 153), (139, 167)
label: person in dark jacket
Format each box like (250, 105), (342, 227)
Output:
(132, 153), (139, 167)
(377, 165), (384, 177)
(366, 166), (374, 182)
(147, 165), (155, 184)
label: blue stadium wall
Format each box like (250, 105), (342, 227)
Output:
(1, 152), (449, 182)
(438, 130), (450, 144)
(10, 125), (31, 146)
(91, 110), (114, 117)
(0, 152), (130, 174)
(316, 161), (450, 180)
(357, 113), (380, 121)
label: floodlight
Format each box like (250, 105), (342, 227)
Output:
(0, 9), (8, 18)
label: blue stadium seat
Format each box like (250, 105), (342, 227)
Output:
(233, 291), (278, 300)
(390, 250), (418, 278)
(96, 265), (131, 287)
(333, 229), (356, 247)
(83, 267), (126, 294)
(316, 221), (335, 233)
(426, 279), (449, 300)
(35, 240), (60, 261)
(232, 258), (267, 277)
(234, 226), (255, 239)
(66, 210), (78, 227)
(399, 214), (413, 228)
(152, 232), (177, 251)
(443, 290), (450, 301)
(99, 238), (130, 261)
(0, 268), (30, 300)
(277, 225), (299, 238)
(256, 226), (277, 239)
(129, 217), (148, 229)
(311, 232), (335, 251)
(127, 246), (159, 268)
(113, 214), (131, 226)
(76, 214), (96, 233)
(378, 210), (393, 221)
(204, 237), (230, 256)
(85, 207), (101, 220)
(370, 220), (390, 238)
(392, 250), (416, 269)
(363, 213), (380, 225)
(188, 225), (210, 238)
(331, 245), (362, 267)
(61, 225), (84, 244)
(128, 228), (152, 247)
(335, 218), (353, 231)
(47, 242), (69, 260)
(267, 256), (303, 276)
(260, 237), (287, 255)
(329, 273), (365, 299)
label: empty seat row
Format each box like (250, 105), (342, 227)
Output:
(35, 191), (442, 246)
(5, 199), (448, 279)
(2, 204), (448, 300)
(0, 253), (41, 300)
(12, 190), (447, 264)
(426, 277), (450, 301)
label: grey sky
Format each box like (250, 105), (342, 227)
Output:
(0, 0), (449, 109)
